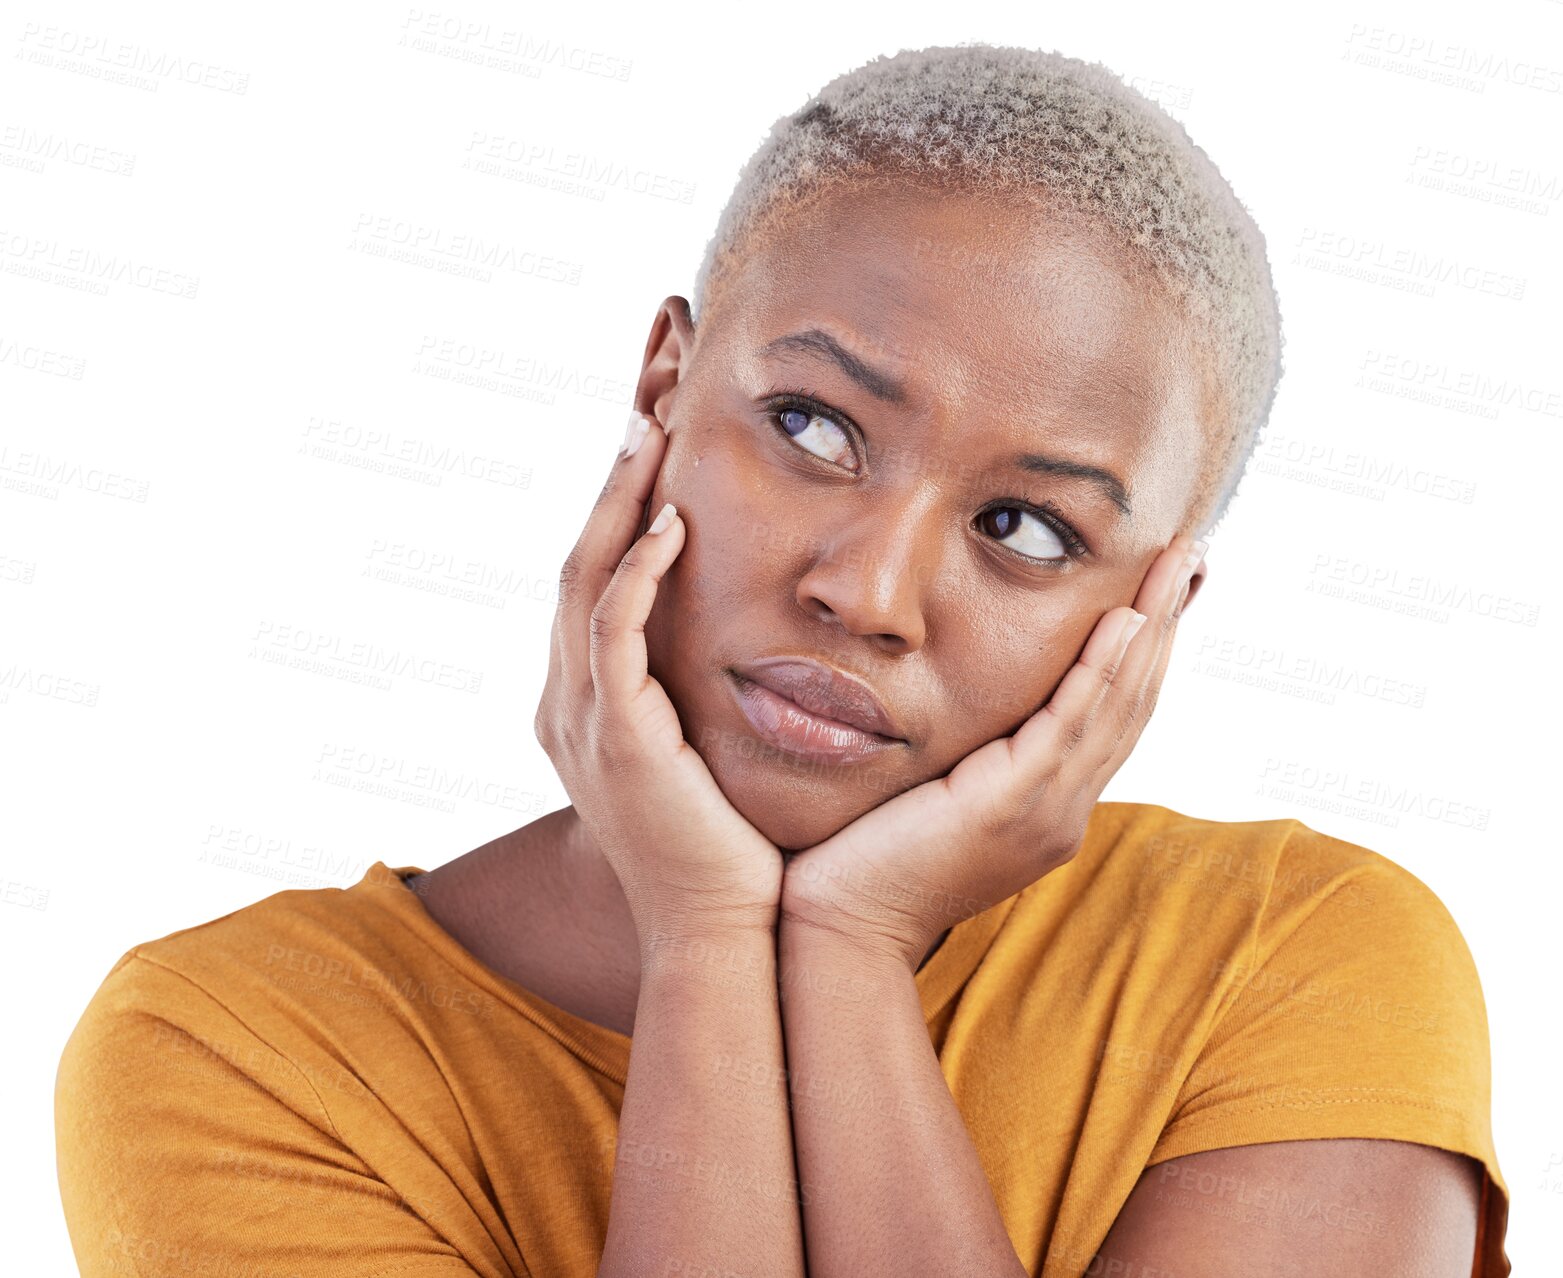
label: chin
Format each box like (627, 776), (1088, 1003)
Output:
(687, 712), (906, 851)
(645, 615), (911, 850)
(717, 772), (863, 852)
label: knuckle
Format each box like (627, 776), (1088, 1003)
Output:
(558, 553), (585, 606)
(589, 707), (637, 773)
(1118, 679), (1147, 721)
(1139, 683), (1164, 722)
(1061, 710), (1093, 754)
(548, 713), (587, 768)
(977, 787), (1028, 838)
(587, 604), (618, 645)
(994, 796), (1031, 837)
(1046, 820), (1088, 864)
(1105, 706), (1136, 752)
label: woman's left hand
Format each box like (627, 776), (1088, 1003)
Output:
(780, 533), (1208, 970)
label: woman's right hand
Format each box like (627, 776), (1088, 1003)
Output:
(534, 409), (784, 953)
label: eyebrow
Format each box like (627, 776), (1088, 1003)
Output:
(1014, 452), (1132, 517)
(759, 328), (909, 405)
(759, 326), (1133, 518)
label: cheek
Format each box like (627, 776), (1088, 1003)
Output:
(938, 607), (1098, 742)
(651, 426), (796, 586)
(643, 437), (766, 659)
(648, 416), (747, 523)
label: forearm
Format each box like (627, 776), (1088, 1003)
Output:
(599, 926), (805, 1278)
(777, 920), (1028, 1277)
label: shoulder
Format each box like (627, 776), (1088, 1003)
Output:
(1077, 805), (1509, 1273)
(1077, 799), (1475, 964)
(1008, 802), (1485, 1015)
(56, 880), (382, 1127)
(1199, 808), (1486, 1030)
(57, 866), (454, 1118)
(61, 875), (345, 1029)
(1064, 801), (1495, 1118)
(1108, 802), (1503, 1170)
(71, 874), (372, 1019)
(54, 874), (487, 1273)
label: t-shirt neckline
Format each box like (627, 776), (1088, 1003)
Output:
(354, 860), (1021, 1085)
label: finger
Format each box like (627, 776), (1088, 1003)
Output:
(1095, 543), (1207, 775)
(1093, 534), (1207, 756)
(1133, 532), (1207, 624)
(999, 602), (1145, 788)
(588, 500), (686, 711)
(1006, 532), (1203, 773)
(556, 411), (669, 692)
(1101, 531), (1206, 692)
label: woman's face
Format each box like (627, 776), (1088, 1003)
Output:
(637, 180), (1212, 851)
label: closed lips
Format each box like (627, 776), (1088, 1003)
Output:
(731, 658), (905, 741)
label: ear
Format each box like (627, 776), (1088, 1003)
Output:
(636, 295), (695, 434)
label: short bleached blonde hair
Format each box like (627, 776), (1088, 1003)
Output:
(690, 43), (1284, 532)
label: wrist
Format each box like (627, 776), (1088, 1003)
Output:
(779, 861), (937, 973)
(627, 885), (779, 952)
(637, 918), (779, 990)
(778, 895), (925, 976)
(776, 914), (919, 1021)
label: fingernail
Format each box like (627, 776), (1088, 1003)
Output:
(1179, 539), (1208, 587)
(1121, 610), (1148, 651)
(621, 413), (649, 457)
(647, 501), (676, 535)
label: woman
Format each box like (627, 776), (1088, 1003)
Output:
(56, 45), (1509, 1277)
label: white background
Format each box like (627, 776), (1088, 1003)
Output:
(3, 0), (1557, 1270)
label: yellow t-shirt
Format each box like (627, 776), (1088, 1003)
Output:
(55, 801), (1511, 1276)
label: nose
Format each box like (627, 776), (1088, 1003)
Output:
(793, 487), (943, 653)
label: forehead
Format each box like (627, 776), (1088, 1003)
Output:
(716, 182), (1207, 519)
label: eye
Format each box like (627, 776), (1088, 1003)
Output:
(759, 389), (1089, 566)
(976, 503), (1086, 564)
(766, 396), (859, 471)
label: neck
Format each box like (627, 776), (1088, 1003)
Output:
(554, 805), (953, 970)
(411, 804), (951, 978)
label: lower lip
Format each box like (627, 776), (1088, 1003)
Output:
(730, 673), (903, 764)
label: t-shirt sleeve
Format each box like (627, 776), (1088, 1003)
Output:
(55, 951), (483, 1278)
(1145, 849), (1510, 1276)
